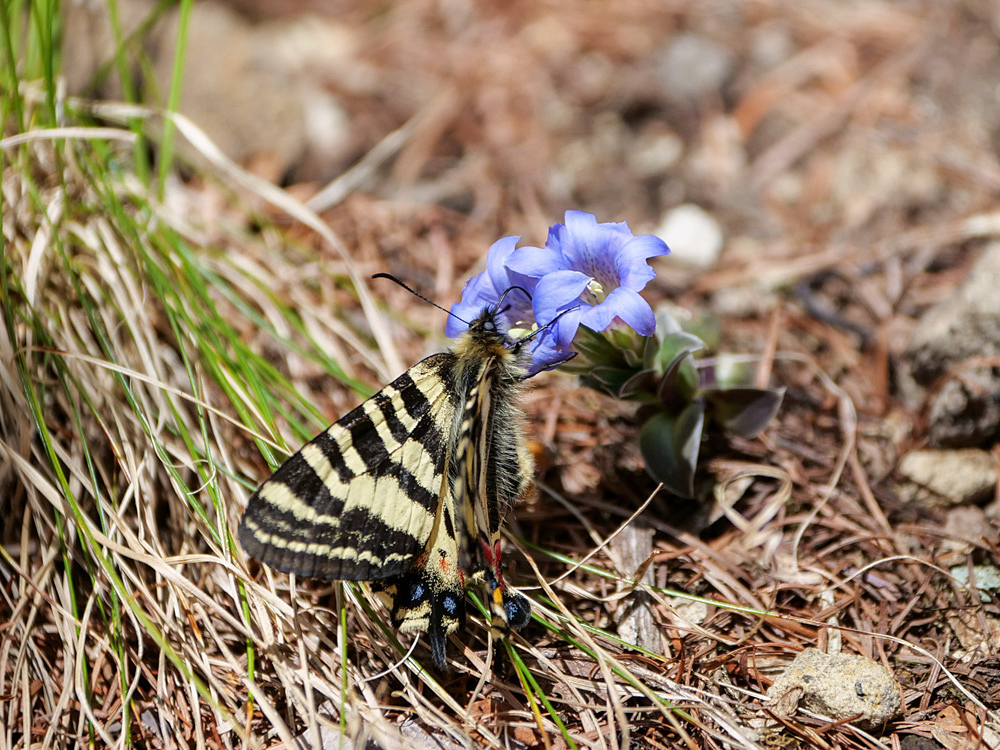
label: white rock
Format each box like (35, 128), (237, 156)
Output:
(765, 648), (902, 730)
(950, 564), (1000, 602)
(654, 204), (724, 269)
(898, 448), (997, 507)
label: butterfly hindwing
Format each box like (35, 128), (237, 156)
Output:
(239, 354), (457, 581)
(374, 477), (467, 670)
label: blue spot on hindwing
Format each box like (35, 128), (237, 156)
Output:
(504, 592), (531, 629)
(409, 582), (426, 602)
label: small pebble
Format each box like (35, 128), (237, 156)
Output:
(654, 204), (724, 269)
(765, 648), (902, 730)
(898, 448), (997, 507)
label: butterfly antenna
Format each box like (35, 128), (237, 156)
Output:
(495, 285), (532, 311)
(519, 304), (579, 344)
(372, 273), (469, 325)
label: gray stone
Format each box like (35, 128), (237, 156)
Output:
(654, 204), (724, 269)
(906, 244), (1000, 376)
(897, 448), (997, 507)
(927, 373), (1000, 448)
(902, 243), (1000, 447)
(654, 34), (735, 102)
(765, 648), (902, 730)
(943, 505), (992, 553)
(950, 564), (1000, 602)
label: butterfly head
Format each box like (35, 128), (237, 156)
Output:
(470, 304), (511, 341)
(452, 305), (519, 365)
(454, 283), (534, 355)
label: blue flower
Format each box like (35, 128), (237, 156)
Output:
(509, 211), (669, 348)
(445, 236), (534, 339)
(448, 211), (669, 374)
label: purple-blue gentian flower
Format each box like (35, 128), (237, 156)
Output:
(445, 236), (534, 339)
(448, 211), (669, 374)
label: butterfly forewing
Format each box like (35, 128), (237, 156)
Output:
(239, 355), (457, 581)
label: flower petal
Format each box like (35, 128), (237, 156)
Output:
(551, 211), (633, 289)
(549, 305), (583, 349)
(506, 244), (567, 279)
(532, 270), (591, 324)
(525, 326), (575, 375)
(485, 236), (522, 294)
(446, 272), (496, 337)
(497, 286), (534, 329)
(615, 234), (670, 291)
(579, 287), (656, 335)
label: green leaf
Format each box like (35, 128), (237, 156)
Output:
(572, 325), (627, 368)
(658, 354), (700, 408)
(654, 332), (704, 408)
(580, 365), (636, 397)
(711, 353), (757, 389)
(639, 404), (705, 498)
(654, 305), (686, 337)
(653, 330), (706, 375)
(641, 330), (660, 369)
(683, 310), (722, 351)
(703, 387), (785, 438)
(656, 302), (722, 351)
(618, 368), (658, 399)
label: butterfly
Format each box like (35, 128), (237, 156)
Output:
(239, 280), (536, 669)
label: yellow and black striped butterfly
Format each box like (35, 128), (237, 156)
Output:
(239, 282), (534, 669)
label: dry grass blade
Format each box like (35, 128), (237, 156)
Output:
(0, 109), (419, 746)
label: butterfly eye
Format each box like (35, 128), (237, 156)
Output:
(483, 319), (495, 332)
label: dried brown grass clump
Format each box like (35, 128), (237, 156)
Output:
(5, 0), (1000, 748)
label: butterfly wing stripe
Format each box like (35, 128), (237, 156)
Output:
(393, 370), (438, 421)
(478, 386), (500, 536)
(372, 389), (411, 443)
(241, 410), (446, 531)
(242, 467), (444, 580)
(239, 354), (456, 580)
(240, 505), (426, 580)
(382, 440), (443, 514)
(478, 387), (500, 535)
(306, 428), (355, 484)
(331, 360), (449, 477)
(342, 408), (391, 473)
(451, 358), (493, 565)
(240, 449), (442, 579)
(258, 455), (344, 520)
